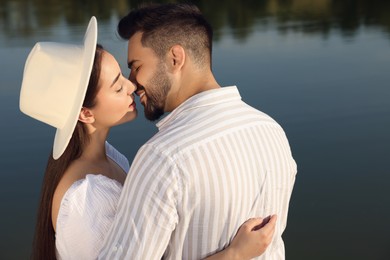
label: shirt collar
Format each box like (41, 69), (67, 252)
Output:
(156, 86), (241, 130)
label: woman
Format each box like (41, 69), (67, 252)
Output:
(20, 17), (276, 260)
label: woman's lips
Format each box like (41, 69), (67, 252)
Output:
(129, 101), (136, 110)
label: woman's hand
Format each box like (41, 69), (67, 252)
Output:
(203, 215), (277, 260)
(228, 215), (277, 259)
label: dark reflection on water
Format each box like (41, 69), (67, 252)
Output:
(1, 0), (390, 45)
(1, 1), (390, 260)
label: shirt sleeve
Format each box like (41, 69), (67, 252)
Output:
(99, 143), (181, 259)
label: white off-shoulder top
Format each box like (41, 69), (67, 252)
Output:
(55, 142), (129, 260)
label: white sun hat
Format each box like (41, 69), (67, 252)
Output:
(20, 16), (98, 160)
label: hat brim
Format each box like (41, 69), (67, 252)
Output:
(52, 17), (97, 159)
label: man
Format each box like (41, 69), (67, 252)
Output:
(100, 3), (296, 259)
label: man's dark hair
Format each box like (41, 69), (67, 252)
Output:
(117, 3), (213, 67)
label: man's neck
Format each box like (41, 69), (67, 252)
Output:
(165, 72), (221, 112)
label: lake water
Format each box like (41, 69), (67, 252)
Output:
(1, 1), (389, 259)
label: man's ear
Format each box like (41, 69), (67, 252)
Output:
(168, 45), (186, 73)
(78, 107), (95, 124)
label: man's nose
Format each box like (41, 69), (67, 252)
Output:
(128, 71), (136, 84)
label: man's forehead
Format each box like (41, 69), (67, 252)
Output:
(127, 40), (140, 65)
(128, 32), (146, 56)
(128, 32), (144, 50)
(127, 34), (158, 63)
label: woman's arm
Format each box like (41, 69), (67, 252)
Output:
(204, 215), (277, 260)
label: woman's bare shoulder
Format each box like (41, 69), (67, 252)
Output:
(51, 160), (90, 231)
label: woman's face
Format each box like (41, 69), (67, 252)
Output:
(91, 51), (137, 128)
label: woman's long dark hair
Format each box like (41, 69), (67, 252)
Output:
(31, 44), (104, 260)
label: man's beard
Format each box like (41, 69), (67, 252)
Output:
(144, 64), (171, 121)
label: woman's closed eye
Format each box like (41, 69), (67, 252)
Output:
(115, 85), (123, 93)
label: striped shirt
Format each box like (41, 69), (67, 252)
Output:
(99, 86), (297, 260)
